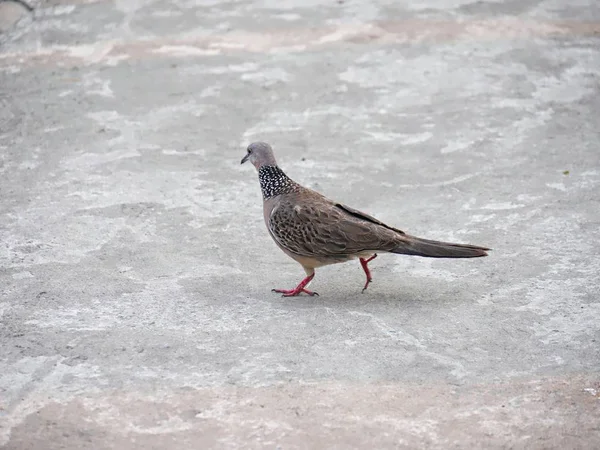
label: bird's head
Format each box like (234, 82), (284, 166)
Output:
(241, 141), (278, 170)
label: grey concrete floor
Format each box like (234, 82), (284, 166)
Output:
(1, 0), (599, 448)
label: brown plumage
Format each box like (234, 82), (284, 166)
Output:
(241, 142), (490, 296)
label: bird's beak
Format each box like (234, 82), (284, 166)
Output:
(241, 153), (249, 164)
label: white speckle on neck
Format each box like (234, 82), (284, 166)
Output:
(258, 166), (297, 199)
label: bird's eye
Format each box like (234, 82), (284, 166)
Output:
(248, 149), (252, 154)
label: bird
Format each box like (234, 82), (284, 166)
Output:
(241, 142), (490, 297)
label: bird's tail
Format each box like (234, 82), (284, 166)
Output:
(392, 235), (490, 258)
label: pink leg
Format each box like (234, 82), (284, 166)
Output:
(359, 254), (378, 292)
(272, 273), (318, 297)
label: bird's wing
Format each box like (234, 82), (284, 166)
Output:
(268, 194), (400, 258)
(334, 203), (406, 235)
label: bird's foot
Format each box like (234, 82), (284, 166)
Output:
(361, 278), (373, 293)
(359, 254), (378, 293)
(271, 273), (317, 297)
(272, 287), (319, 297)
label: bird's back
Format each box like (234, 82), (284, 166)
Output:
(265, 186), (402, 261)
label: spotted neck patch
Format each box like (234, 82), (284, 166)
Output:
(258, 165), (298, 199)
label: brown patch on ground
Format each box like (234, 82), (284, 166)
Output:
(4, 374), (599, 449)
(1, 19), (599, 69)
(34, 0), (106, 5)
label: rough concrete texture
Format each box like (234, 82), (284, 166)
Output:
(1, 0), (599, 448)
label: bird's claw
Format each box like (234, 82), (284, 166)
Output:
(361, 278), (373, 293)
(272, 288), (319, 297)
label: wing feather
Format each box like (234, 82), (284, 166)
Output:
(268, 193), (400, 258)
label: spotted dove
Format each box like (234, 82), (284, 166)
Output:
(241, 142), (490, 296)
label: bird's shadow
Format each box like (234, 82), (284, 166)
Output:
(253, 258), (489, 308)
(266, 270), (487, 311)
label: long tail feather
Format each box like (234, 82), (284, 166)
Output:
(393, 235), (490, 258)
